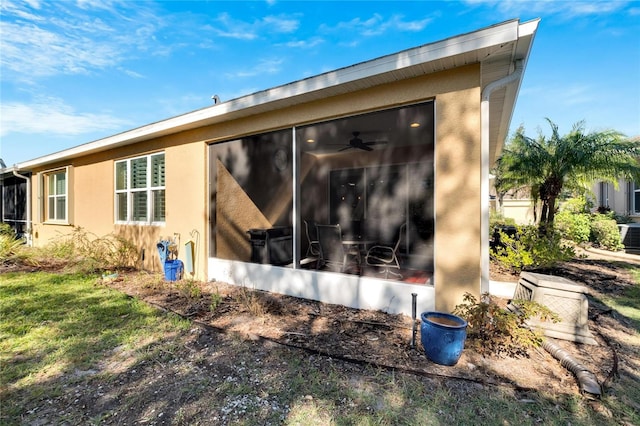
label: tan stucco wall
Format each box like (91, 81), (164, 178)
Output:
(29, 138), (209, 280)
(28, 63), (482, 310)
(501, 199), (537, 225)
(433, 86), (482, 311)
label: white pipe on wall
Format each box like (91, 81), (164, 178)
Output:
(480, 60), (524, 294)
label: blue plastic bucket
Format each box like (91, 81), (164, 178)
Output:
(164, 259), (184, 281)
(420, 311), (468, 366)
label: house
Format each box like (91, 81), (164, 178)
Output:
(594, 178), (640, 250)
(594, 174), (640, 222)
(0, 19), (539, 316)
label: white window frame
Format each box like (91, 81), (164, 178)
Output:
(114, 152), (165, 225)
(632, 181), (640, 216)
(43, 167), (69, 224)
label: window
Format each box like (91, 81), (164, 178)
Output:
(633, 182), (640, 215)
(44, 169), (68, 222)
(598, 182), (610, 209)
(115, 153), (165, 224)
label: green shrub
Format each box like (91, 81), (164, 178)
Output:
(605, 210), (634, 224)
(453, 292), (559, 358)
(0, 223), (16, 237)
(590, 215), (624, 251)
(560, 196), (591, 214)
(492, 225), (574, 273)
(554, 211), (591, 244)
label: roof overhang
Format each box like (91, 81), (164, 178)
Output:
(11, 18), (539, 171)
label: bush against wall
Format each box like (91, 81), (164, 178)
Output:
(555, 211), (591, 244)
(590, 215), (624, 251)
(553, 198), (625, 251)
(453, 292), (559, 358)
(491, 225), (574, 273)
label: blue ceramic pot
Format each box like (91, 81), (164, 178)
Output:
(420, 311), (467, 366)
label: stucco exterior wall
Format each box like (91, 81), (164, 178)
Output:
(594, 180), (636, 218)
(27, 63), (482, 311)
(501, 199), (537, 225)
(433, 87), (482, 311)
(29, 138), (209, 280)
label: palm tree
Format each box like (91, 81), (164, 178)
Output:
(494, 119), (640, 231)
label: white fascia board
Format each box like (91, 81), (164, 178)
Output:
(16, 19), (523, 170)
(519, 18), (540, 38)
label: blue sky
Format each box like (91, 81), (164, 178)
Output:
(1, 0), (639, 166)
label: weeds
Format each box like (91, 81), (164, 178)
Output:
(210, 288), (223, 313)
(0, 234), (26, 263)
(453, 292), (559, 357)
(176, 279), (202, 300)
(37, 227), (138, 273)
(236, 285), (266, 316)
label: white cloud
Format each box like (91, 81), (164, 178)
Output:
(283, 37), (324, 49)
(212, 12), (300, 40)
(262, 15), (299, 33)
(226, 58), (284, 79)
(212, 12), (259, 40)
(1, 21), (121, 79)
(323, 13), (432, 38)
(558, 85), (594, 106)
(463, 0), (631, 18)
(120, 68), (145, 79)
(0, 1), (164, 82)
(0, 98), (130, 137)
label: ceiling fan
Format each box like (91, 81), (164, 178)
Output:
(337, 131), (387, 152)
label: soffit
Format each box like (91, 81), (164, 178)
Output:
(16, 19), (537, 170)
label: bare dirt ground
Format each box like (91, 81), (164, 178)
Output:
(103, 255), (638, 398)
(5, 254), (638, 424)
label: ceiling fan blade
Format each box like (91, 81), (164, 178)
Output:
(358, 145), (374, 151)
(363, 140), (388, 146)
(338, 146), (354, 152)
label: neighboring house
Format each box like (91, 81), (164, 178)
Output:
(592, 137), (640, 220)
(594, 178), (640, 250)
(0, 19), (539, 315)
(594, 178), (640, 222)
(491, 183), (538, 225)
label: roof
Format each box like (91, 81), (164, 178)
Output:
(11, 18), (539, 171)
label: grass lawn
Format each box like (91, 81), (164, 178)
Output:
(0, 271), (191, 423)
(1, 270), (638, 425)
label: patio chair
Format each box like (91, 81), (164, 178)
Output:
(315, 224), (359, 273)
(304, 220), (320, 259)
(365, 222), (406, 279)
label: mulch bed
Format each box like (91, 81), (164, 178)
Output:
(103, 257), (637, 397)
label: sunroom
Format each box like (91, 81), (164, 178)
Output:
(210, 101), (434, 282)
